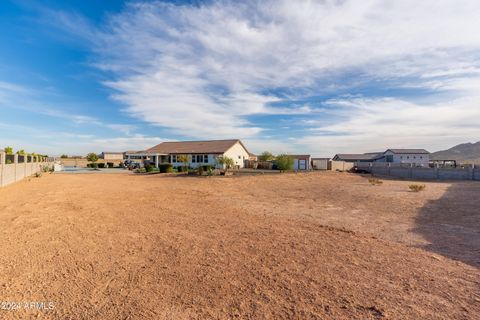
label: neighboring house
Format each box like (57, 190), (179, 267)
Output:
(141, 139), (251, 168)
(124, 151), (149, 160)
(292, 155), (311, 170)
(333, 149), (430, 166)
(383, 149), (430, 165)
(248, 152), (258, 161)
(100, 152), (125, 160)
(332, 153), (384, 162)
(311, 158), (330, 170)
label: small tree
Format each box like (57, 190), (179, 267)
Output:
(4, 146), (13, 155)
(258, 151), (275, 161)
(177, 154), (189, 172)
(275, 154), (294, 172)
(86, 153), (99, 163)
(60, 154), (68, 158)
(217, 155), (235, 172)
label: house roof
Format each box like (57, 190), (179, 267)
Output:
(290, 154), (311, 158)
(385, 149), (430, 154)
(146, 139), (248, 154)
(102, 151), (124, 154)
(334, 153), (384, 161)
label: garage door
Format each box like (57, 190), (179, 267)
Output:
(299, 159), (306, 170)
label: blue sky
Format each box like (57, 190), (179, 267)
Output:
(1, 0), (480, 157)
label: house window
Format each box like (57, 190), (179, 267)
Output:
(171, 155), (177, 163)
(238, 155), (241, 159)
(191, 154), (208, 163)
(407, 156), (410, 159)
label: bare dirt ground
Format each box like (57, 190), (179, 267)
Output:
(0, 172), (478, 319)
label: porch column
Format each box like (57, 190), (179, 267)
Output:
(155, 154), (159, 168)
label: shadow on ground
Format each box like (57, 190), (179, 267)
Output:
(414, 182), (480, 267)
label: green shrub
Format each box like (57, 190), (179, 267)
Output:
(6, 159), (12, 164)
(34, 172), (42, 178)
(86, 153), (99, 163)
(4, 146), (13, 155)
(258, 151), (274, 161)
(145, 163), (160, 172)
(107, 162), (114, 168)
(275, 154), (294, 172)
(87, 163), (98, 169)
(158, 163), (173, 173)
(135, 168), (147, 173)
(206, 167), (216, 176)
(98, 163), (106, 168)
(409, 184), (426, 192)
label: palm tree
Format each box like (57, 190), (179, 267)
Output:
(216, 155), (235, 173)
(177, 154), (189, 173)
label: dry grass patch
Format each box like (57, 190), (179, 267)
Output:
(409, 184), (426, 192)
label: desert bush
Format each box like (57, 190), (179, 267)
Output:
(206, 167), (217, 176)
(275, 154), (294, 172)
(158, 163), (173, 173)
(409, 184), (426, 192)
(34, 172), (42, 178)
(368, 178), (383, 186)
(87, 163), (98, 169)
(135, 168), (147, 173)
(146, 164), (159, 173)
(258, 151), (275, 161)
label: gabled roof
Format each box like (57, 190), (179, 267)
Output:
(385, 149), (430, 154)
(146, 139), (248, 154)
(333, 153), (384, 161)
(291, 154), (311, 158)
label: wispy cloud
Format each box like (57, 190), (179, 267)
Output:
(32, 0), (480, 154)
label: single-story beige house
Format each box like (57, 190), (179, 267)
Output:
(126, 139), (252, 168)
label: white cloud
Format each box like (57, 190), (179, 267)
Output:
(301, 95), (480, 157)
(50, 0), (480, 153)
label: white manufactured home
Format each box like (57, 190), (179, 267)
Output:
(126, 139), (251, 169)
(333, 149), (430, 166)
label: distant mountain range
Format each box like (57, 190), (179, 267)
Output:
(431, 141), (480, 164)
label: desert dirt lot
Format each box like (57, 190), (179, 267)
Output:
(0, 172), (479, 319)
